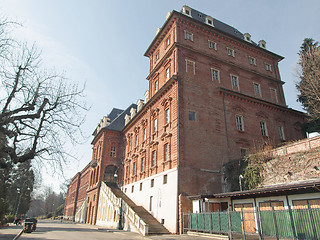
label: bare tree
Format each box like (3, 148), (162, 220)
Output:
(0, 17), (88, 167)
(296, 38), (320, 132)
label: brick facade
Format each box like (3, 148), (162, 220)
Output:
(65, 6), (305, 232)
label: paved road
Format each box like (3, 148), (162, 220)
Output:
(0, 220), (222, 240)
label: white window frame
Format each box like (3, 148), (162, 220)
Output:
(236, 115), (244, 131)
(165, 108), (170, 124)
(185, 59), (195, 75)
(231, 74), (239, 90)
(253, 82), (261, 97)
(260, 121), (268, 136)
(153, 118), (157, 132)
(166, 36), (170, 47)
(205, 16), (214, 26)
(135, 134), (139, 146)
(249, 56), (256, 65)
(211, 68), (220, 82)
(143, 128), (146, 141)
(184, 30), (193, 41)
(208, 40), (217, 50)
(152, 151), (156, 167)
(164, 143), (169, 161)
(166, 67), (170, 79)
(227, 47), (235, 57)
(155, 80), (158, 92)
(265, 63), (272, 71)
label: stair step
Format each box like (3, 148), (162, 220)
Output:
(107, 183), (170, 235)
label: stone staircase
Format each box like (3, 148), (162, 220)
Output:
(107, 183), (170, 235)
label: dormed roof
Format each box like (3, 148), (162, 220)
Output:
(106, 104), (137, 131)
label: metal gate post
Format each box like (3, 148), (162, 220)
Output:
(241, 208), (246, 240)
(271, 206), (279, 240)
(227, 208), (232, 240)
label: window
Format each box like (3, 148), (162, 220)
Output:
(141, 157), (145, 172)
(186, 59), (195, 75)
(240, 148), (247, 158)
(188, 111), (196, 121)
(129, 140), (132, 151)
(278, 126), (285, 140)
(184, 31), (193, 41)
(164, 143), (169, 161)
(143, 128), (146, 141)
(166, 37), (170, 46)
(211, 68), (219, 81)
(165, 108), (170, 124)
(253, 83), (261, 96)
(166, 67), (170, 79)
(151, 179), (154, 188)
(163, 174), (168, 184)
(149, 196), (153, 211)
(133, 162), (136, 175)
(260, 121), (268, 136)
(152, 151), (156, 167)
(110, 146), (116, 157)
(126, 166), (129, 178)
(270, 88), (278, 103)
(249, 57), (256, 65)
(131, 185), (134, 193)
(135, 134), (139, 146)
(236, 115), (244, 131)
(231, 75), (239, 90)
(155, 80), (158, 92)
(227, 48), (235, 57)
(208, 40), (216, 50)
(206, 16), (214, 26)
(153, 118), (157, 132)
(265, 63), (272, 71)
(155, 51), (159, 62)
(140, 183), (143, 191)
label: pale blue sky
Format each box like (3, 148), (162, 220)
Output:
(2, 0), (320, 192)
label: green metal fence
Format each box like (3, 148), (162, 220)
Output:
(183, 208), (320, 240)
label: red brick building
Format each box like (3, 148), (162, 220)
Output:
(64, 6), (305, 233)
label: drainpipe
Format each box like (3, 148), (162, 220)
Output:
(222, 92), (230, 148)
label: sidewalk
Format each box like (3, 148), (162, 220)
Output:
(0, 223), (23, 239)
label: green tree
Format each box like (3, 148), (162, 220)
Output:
(296, 38), (320, 132)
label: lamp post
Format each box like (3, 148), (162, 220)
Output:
(15, 187), (31, 218)
(114, 170), (123, 230)
(239, 175), (244, 191)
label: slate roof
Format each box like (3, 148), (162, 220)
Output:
(187, 7), (244, 41)
(106, 104), (137, 132)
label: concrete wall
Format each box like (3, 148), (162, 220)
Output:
(123, 168), (178, 233)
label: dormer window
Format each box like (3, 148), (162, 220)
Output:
(244, 33), (251, 42)
(182, 6), (192, 17)
(259, 40), (266, 49)
(205, 16), (214, 27)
